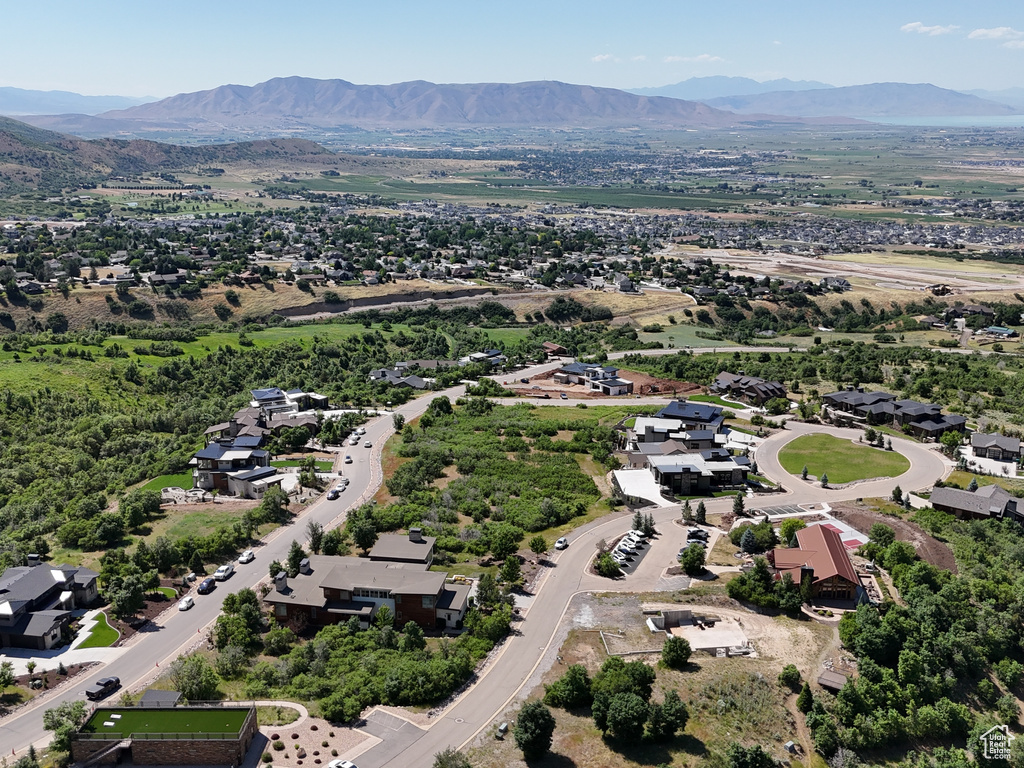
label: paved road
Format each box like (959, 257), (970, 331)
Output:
(0, 351), (949, 762)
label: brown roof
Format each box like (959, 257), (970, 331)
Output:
(369, 533), (436, 564)
(771, 524), (858, 586)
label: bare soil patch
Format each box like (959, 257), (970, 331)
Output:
(509, 368), (697, 399)
(830, 502), (957, 573)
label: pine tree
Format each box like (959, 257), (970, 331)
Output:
(967, 476), (979, 492)
(733, 493), (745, 516)
(632, 509), (644, 531)
(820, 472), (829, 488)
(801, 465), (808, 480)
(682, 499), (693, 522)
(695, 501), (707, 525)
(796, 682), (814, 713)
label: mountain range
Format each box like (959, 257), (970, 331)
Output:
(703, 82), (1018, 117)
(15, 77), (862, 138)
(629, 76), (833, 101)
(0, 87), (153, 116)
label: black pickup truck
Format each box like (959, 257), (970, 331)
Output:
(85, 676), (120, 700)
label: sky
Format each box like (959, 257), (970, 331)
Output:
(2, 0), (1023, 98)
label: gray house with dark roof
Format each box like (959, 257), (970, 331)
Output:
(0, 560), (97, 649)
(823, 390), (966, 440)
(712, 372), (786, 405)
(930, 485), (1021, 522)
(971, 433), (1022, 462)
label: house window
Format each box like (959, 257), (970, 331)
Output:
(275, 605), (287, 617)
(394, 595), (402, 604)
(311, 608), (318, 620)
(422, 595), (435, 609)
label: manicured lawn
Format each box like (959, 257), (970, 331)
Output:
(140, 471), (193, 492)
(76, 612), (119, 649)
(271, 459), (333, 472)
(945, 470), (1024, 494)
(151, 587), (176, 600)
(778, 434), (910, 484)
(689, 394), (737, 408)
(82, 707), (249, 737)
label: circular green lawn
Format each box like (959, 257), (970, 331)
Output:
(777, 433), (910, 484)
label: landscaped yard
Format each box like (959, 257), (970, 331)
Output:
(139, 472), (193, 493)
(945, 469), (1024, 494)
(778, 434), (910, 484)
(689, 394), (738, 409)
(76, 612), (119, 649)
(270, 459), (333, 472)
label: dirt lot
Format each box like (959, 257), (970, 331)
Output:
(507, 368), (700, 399)
(830, 502), (957, 573)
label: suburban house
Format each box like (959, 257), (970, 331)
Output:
(262, 551), (470, 631)
(250, 387), (329, 417)
(191, 436), (281, 498)
(823, 389), (966, 439)
(654, 401), (727, 433)
(819, 277), (852, 292)
(945, 304), (995, 321)
(647, 449), (749, 496)
(394, 359), (457, 374)
(629, 417), (725, 448)
(554, 362), (634, 396)
(462, 349), (507, 368)
(930, 484), (1022, 522)
(0, 558), (98, 650)
(541, 342), (568, 357)
(971, 433), (1022, 462)
(769, 525), (861, 602)
(711, 371), (787, 405)
(369, 369), (428, 390)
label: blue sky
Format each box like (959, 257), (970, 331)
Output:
(3, 0), (1023, 97)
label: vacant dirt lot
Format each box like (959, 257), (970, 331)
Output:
(508, 367), (699, 399)
(830, 502), (957, 573)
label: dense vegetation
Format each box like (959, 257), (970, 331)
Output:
(353, 398), (621, 563)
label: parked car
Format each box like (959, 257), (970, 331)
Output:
(363, 441), (372, 448)
(622, 533), (645, 546)
(328, 760), (358, 768)
(238, 549), (255, 564)
(627, 529), (647, 539)
(687, 528), (708, 539)
(214, 564), (234, 581)
(178, 595), (195, 611)
(327, 489), (340, 500)
(197, 578), (216, 594)
(348, 436), (360, 445)
(554, 537), (568, 550)
(520, 378), (530, 383)
(339, 477), (350, 486)
(85, 676), (120, 701)
(356, 427), (366, 435)
(616, 542), (637, 555)
(560, 392), (568, 400)
(344, 455), (352, 464)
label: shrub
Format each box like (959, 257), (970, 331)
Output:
(273, 741), (285, 752)
(778, 664), (801, 690)
(662, 636), (691, 669)
(513, 700), (555, 760)
(594, 552), (622, 578)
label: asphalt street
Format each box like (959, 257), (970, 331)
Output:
(0, 352), (953, 765)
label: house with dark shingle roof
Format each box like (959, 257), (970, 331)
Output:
(0, 560), (97, 649)
(712, 371), (787, 405)
(971, 433), (1022, 462)
(930, 484), (1021, 522)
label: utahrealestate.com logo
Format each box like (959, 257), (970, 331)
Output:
(980, 724), (1016, 760)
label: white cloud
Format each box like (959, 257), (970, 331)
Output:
(900, 21), (959, 36)
(664, 54), (724, 64)
(773, 40), (782, 46)
(1004, 40), (1024, 49)
(591, 53), (614, 63)
(968, 26), (1024, 40)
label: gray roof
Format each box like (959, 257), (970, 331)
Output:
(972, 433), (1022, 453)
(930, 484), (1014, 518)
(231, 465), (278, 482)
(139, 689), (183, 706)
(1, 609), (70, 638)
(0, 565), (70, 606)
(436, 583), (471, 612)
(369, 534), (437, 564)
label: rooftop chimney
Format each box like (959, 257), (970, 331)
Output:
(409, 528), (423, 543)
(26, 554), (40, 568)
(274, 571), (288, 592)
(299, 558), (311, 575)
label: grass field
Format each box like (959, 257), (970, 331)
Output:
(689, 394), (737, 408)
(140, 472), (193, 493)
(76, 612), (119, 649)
(82, 707), (250, 737)
(778, 434), (910, 484)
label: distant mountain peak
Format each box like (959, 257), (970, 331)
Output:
(628, 76), (834, 101)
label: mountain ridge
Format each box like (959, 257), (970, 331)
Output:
(0, 87), (154, 116)
(703, 82), (1019, 117)
(629, 76), (833, 101)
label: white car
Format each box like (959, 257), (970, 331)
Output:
(177, 596), (194, 611)
(328, 760), (358, 768)
(348, 437), (360, 446)
(238, 549), (255, 564)
(363, 441), (372, 448)
(356, 427), (366, 436)
(554, 537), (568, 550)
(213, 564), (234, 581)
(344, 455), (352, 464)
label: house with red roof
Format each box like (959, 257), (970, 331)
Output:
(768, 524), (862, 602)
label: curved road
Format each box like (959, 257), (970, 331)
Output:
(0, 354), (950, 765)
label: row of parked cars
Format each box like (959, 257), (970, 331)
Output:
(677, 527), (710, 560)
(611, 529), (649, 567)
